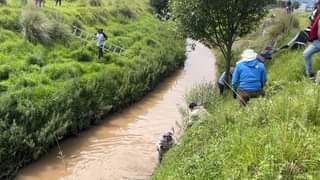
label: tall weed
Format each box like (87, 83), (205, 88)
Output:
(20, 7), (52, 44)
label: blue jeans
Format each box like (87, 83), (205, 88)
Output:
(304, 40), (320, 75)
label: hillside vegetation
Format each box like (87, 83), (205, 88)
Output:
(0, 0), (185, 178)
(153, 11), (320, 179)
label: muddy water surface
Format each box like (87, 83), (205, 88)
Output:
(16, 40), (216, 180)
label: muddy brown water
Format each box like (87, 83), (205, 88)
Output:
(15, 40), (216, 180)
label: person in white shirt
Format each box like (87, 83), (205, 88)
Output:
(96, 29), (107, 59)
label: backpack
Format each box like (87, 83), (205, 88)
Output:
(102, 32), (108, 40)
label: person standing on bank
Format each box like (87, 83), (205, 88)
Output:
(304, 1), (320, 78)
(232, 49), (267, 106)
(35, 0), (45, 7)
(217, 67), (234, 95)
(309, 1), (320, 25)
(286, 0), (292, 14)
(96, 29), (107, 59)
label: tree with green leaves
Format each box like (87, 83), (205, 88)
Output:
(171, 0), (274, 84)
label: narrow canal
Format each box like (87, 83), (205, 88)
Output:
(16, 40), (216, 180)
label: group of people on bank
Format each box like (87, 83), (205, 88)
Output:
(158, 0), (320, 165)
(218, 49), (267, 106)
(218, 0), (320, 106)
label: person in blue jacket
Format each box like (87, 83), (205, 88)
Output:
(232, 49), (267, 106)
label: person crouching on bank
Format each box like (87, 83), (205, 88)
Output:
(232, 49), (267, 106)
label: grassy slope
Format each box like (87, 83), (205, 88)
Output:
(0, 0), (186, 178)
(153, 12), (320, 179)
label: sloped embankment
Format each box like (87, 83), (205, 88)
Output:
(0, 0), (185, 178)
(153, 12), (320, 179)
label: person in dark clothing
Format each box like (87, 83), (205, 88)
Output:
(259, 41), (280, 61)
(35, 0), (45, 7)
(286, 0), (292, 14)
(157, 132), (175, 162)
(55, 0), (62, 6)
(217, 67), (234, 95)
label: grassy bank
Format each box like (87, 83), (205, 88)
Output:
(0, 0), (185, 178)
(153, 11), (320, 179)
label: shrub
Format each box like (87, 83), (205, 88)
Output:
(43, 63), (84, 80)
(49, 20), (72, 44)
(21, 8), (71, 45)
(268, 13), (299, 41)
(0, 83), (7, 92)
(89, 0), (102, 7)
(185, 82), (218, 108)
(0, 9), (22, 31)
(0, 65), (11, 80)
(72, 48), (93, 62)
(111, 6), (137, 19)
(15, 77), (37, 88)
(20, 7), (52, 44)
(26, 54), (45, 67)
(118, 6), (136, 19)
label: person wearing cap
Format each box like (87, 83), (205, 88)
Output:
(232, 49), (267, 106)
(304, 1), (320, 78)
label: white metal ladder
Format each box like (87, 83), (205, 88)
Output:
(72, 26), (125, 54)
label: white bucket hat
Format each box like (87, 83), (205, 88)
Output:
(241, 49), (257, 60)
(236, 49), (258, 64)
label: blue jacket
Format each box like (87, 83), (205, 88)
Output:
(232, 59), (267, 92)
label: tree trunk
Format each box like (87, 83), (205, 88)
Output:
(224, 44), (232, 87)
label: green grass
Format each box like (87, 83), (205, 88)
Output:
(153, 12), (320, 179)
(0, 0), (186, 178)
